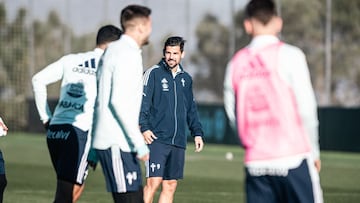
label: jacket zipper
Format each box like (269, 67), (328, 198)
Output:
(172, 79), (178, 144)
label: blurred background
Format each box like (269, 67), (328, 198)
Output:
(0, 0), (359, 149)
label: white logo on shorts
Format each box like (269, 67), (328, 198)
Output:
(150, 162), (161, 172)
(126, 171), (138, 185)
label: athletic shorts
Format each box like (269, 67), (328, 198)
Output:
(46, 124), (90, 185)
(145, 141), (185, 180)
(245, 158), (323, 203)
(0, 150), (5, 175)
(96, 146), (143, 193)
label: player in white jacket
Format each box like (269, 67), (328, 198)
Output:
(32, 25), (121, 203)
(90, 5), (152, 203)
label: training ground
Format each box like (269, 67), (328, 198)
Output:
(1, 133), (359, 203)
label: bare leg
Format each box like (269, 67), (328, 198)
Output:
(158, 180), (177, 203)
(143, 177), (162, 203)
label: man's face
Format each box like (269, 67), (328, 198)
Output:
(164, 45), (183, 69)
(141, 17), (152, 46)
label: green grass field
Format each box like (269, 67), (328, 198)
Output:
(1, 132), (360, 203)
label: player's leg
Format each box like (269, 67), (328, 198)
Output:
(70, 127), (90, 202)
(158, 145), (185, 203)
(158, 180), (177, 203)
(97, 146), (144, 203)
(143, 177), (162, 203)
(47, 124), (73, 202)
(48, 124), (90, 203)
(54, 179), (73, 203)
(144, 142), (170, 203)
(0, 150), (7, 203)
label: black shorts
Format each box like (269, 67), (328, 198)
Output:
(47, 124), (90, 185)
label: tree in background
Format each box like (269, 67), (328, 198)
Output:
(192, 0), (360, 107)
(0, 3), (95, 129)
(191, 14), (230, 102)
(0, 5), (29, 128)
(330, 0), (360, 106)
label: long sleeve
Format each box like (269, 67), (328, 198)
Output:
(224, 61), (236, 130)
(139, 67), (156, 133)
(110, 59), (148, 156)
(186, 78), (203, 137)
(32, 58), (64, 123)
(279, 46), (320, 160)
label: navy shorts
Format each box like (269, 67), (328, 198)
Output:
(145, 141), (185, 180)
(0, 150), (5, 175)
(96, 146), (143, 193)
(47, 124), (90, 185)
(245, 158), (323, 203)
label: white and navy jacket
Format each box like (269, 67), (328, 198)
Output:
(140, 59), (204, 149)
(32, 48), (103, 131)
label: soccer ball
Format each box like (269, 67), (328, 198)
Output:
(225, 152), (234, 161)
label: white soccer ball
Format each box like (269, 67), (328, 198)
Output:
(225, 152), (234, 161)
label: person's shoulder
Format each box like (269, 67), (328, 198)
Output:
(181, 70), (193, 81)
(280, 42), (306, 57)
(106, 39), (122, 51)
(61, 50), (94, 65)
(144, 64), (161, 75)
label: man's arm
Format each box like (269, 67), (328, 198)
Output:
(224, 61), (236, 130)
(139, 67), (156, 133)
(140, 67), (158, 144)
(282, 47), (321, 171)
(185, 77), (204, 152)
(32, 57), (64, 125)
(108, 56), (149, 159)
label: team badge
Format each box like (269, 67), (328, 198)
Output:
(161, 78), (169, 91)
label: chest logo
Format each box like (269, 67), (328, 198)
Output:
(161, 78), (169, 91)
(181, 78), (186, 87)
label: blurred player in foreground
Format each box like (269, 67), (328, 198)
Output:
(0, 117), (8, 203)
(140, 36), (204, 203)
(224, 0), (323, 202)
(32, 25), (121, 203)
(90, 5), (152, 203)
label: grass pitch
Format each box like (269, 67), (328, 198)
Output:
(1, 133), (360, 203)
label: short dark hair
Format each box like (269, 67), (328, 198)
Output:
(245, 0), (277, 25)
(163, 36), (186, 55)
(96, 25), (122, 45)
(120, 5), (152, 31)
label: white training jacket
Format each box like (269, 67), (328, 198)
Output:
(224, 35), (320, 168)
(91, 35), (149, 157)
(32, 48), (104, 131)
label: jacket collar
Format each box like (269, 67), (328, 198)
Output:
(159, 58), (184, 74)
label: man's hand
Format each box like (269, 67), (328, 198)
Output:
(194, 136), (204, 152)
(43, 120), (50, 131)
(87, 148), (99, 171)
(137, 153), (150, 161)
(314, 159), (321, 172)
(142, 130), (157, 144)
